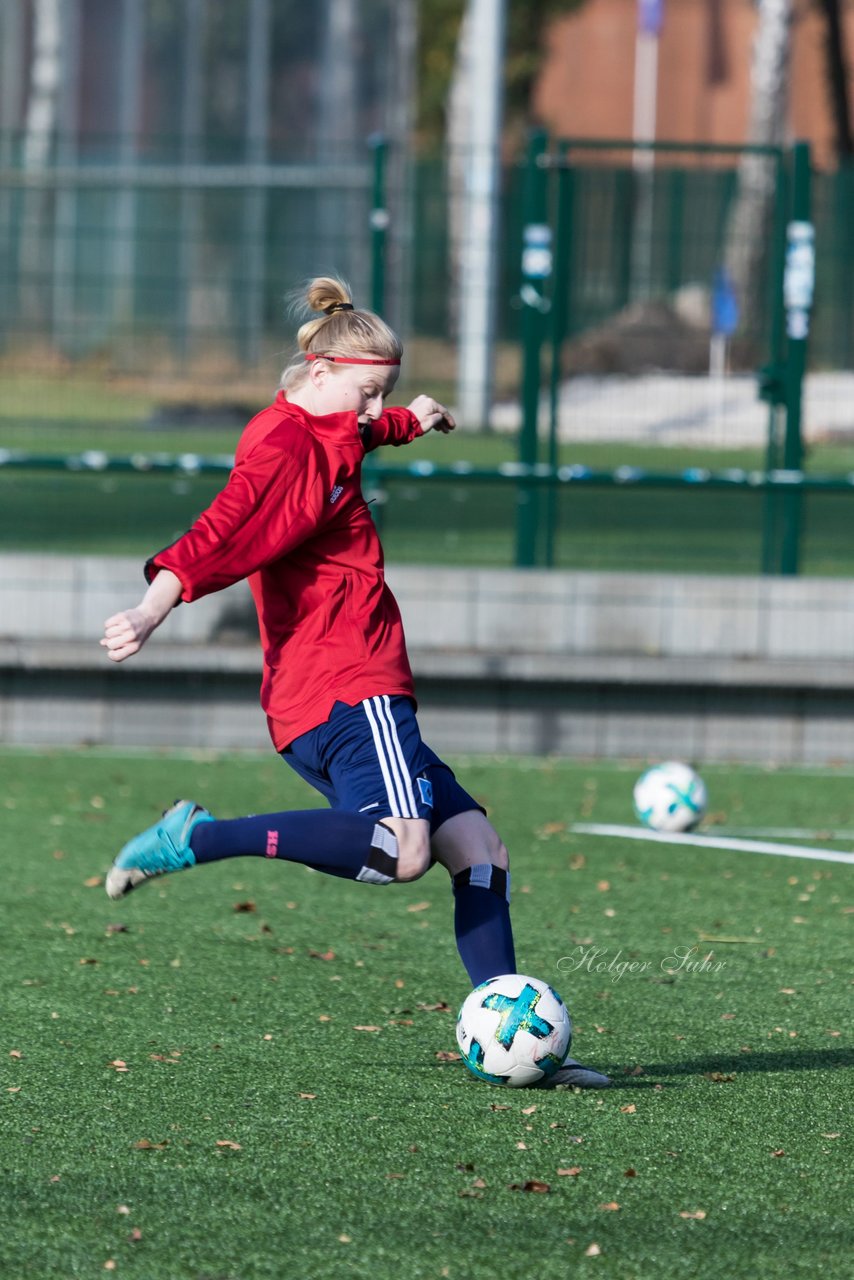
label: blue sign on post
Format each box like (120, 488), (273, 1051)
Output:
(712, 266), (739, 337)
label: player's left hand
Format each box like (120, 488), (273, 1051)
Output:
(407, 395), (456, 434)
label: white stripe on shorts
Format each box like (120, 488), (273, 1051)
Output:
(361, 696), (419, 818)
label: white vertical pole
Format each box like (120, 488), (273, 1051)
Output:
(52, 0), (81, 349)
(0, 0), (25, 342)
(630, 6), (660, 299)
(317, 0), (359, 288)
(457, 0), (507, 431)
(385, 0), (418, 337)
(178, 0), (205, 359)
(242, 0), (270, 367)
(113, 0), (144, 331)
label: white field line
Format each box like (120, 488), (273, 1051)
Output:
(571, 823), (854, 865)
(715, 827), (854, 840)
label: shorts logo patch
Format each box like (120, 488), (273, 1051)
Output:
(329, 484), (344, 504)
(417, 775), (434, 808)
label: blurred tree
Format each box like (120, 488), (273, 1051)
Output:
(416, 0), (581, 149)
(724, 0), (792, 344)
(816, 0), (853, 161)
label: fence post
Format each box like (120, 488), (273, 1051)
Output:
(760, 148), (789, 574)
(544, 141), (572, 567)
(368, 134), (389, 316)
(780, 140), (813, 575)
(516, 129), (550, 567)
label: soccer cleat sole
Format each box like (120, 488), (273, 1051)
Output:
(105, 800), (211, 900)
(105, 864), (150, 900)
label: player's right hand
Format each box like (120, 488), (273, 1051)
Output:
(100, 608), (157, 662)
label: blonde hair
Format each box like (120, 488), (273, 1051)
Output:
(279, 276), (402, 391)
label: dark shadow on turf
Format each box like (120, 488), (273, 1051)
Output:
(605, 1045), (853, 1087)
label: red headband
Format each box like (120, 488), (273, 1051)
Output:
(304, 353), (400, 366)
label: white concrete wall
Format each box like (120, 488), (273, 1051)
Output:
(3, 555), (854, 760)
(5, 553), (854, 660)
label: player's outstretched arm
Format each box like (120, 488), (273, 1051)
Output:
(100, 569), (183, 663)
(407, 395), (456, 434)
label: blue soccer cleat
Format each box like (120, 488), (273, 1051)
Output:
(535, 1054), (612, 1089)
(105, 800), (214, 900)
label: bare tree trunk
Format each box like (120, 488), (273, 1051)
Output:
(723, 0), (792, 341)
(20, 0), (62, 327)
(446, 3), (473, 341)
(817, 0), (854, 160)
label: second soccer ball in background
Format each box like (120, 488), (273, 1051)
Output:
(633, 761), (707, 832)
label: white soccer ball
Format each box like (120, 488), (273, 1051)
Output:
(633, 761), (707, 832)
(455, 973), (572, 1087)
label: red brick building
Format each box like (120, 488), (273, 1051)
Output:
(533, 0), (854, 170)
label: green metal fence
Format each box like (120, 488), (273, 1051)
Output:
(5, 131), (854, 577)
(513, 136), (824, 576)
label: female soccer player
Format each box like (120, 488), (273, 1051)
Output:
(100, 276), (609, 1089)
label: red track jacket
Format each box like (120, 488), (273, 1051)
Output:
(146, 392), (424, 749)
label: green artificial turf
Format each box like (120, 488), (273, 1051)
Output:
(0, 749), (851, 1280)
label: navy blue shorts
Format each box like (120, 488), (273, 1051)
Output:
(281, 696), (483, 836)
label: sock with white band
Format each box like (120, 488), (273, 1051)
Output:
(452, 864), (517, 986)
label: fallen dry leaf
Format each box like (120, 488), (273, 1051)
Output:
(771, 1149), (786, 1157)
(584, 1242), (601, 1257)
(406, 901), (431, 913)
(624, 1168), (637, 1177)
(521, 1104), (537, 1115)
(128, 1227), (142, 1242)
(704, 1072), (736, 1083)
(338, 1234), (352, 1243)
(215, 1140), (241, 1150)
(353, 1025), (381, 1033)
(679, 1210), (707, 1220)
(435, 1050), (461, 1062)
(557, 1166), (582, 1177)
(9, 1049), (22, 1059)
(107, 1059), (129, 1073)
(299, 1092), (316, 1100)
(104, 1261), (116, 1272)
(116, 1205), (130, 1216)
(619, 1104), (636, 1114)
(106, 923), (129, 935)
(309, 949), (336, 961)
(133, 1139), (168, 1150)
(84, 876), (103, 888)
(509, 1180), (550, 1193)
(233, 900), (256, 912)
(599, 1202), (620, 1211)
